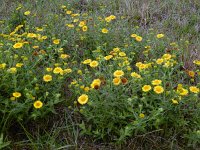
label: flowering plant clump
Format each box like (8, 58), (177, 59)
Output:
(0, 2), (200, 148)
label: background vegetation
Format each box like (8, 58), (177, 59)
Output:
(0, 0), (199, 149)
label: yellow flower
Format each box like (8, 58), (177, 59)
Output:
(8, 67), (17, 73)
(113, 70), (124, 77)
(84, 87), (90, 92)
(77, 70), (82, 75)
(91, 79), (101, 89)
(142, 85), (152, 92)
(73, 19), (79, 22)
(154, 86), (164, 94)
(139, 113), (145, 118)
(53, 39), (60, 45)
(82, 59), (92, 64)
(34, 100), (43, 109)
(193, 60), (200, 66)
(0, 63), (6, 69)
(188, 71), (195, 78)
(61, 5), (66, 9)
(43, 75), (52, 82)
(16, 63), (23, 68)
(110, 15), (116, 20)
(10, 97), (16, 101)
(105, 16), (112, 22)
(66, 24), (75, 28)
(27, 33), (37, 38)
(104, 55), (113, 60)
(189, 86), (199, 93)
(66, 10), (72, 14)
(13, 42), (23, 49)
(156, 58), (164, 65)
(113, 77), (121, 85)
(63, 68), (72, 74)
(135, 36), (142, 42)
(46, 68), (53, 72)
(89, 61), (99, 68)
(60, 54), (70, 59)
(179, 88), (188, 96)
(24, 11), (31, 16)
(82, 26), (88, 32)
(13, 92), (21, 98)
(131, 34), (137, 38)
(162, 54), (171, 60)
(119, 52), (126, 57)
(171, 99), (178, 104)
(131, 72), (141, 78)
(157, 34), (164, 38)
(113, 47), (120, 52)
(79, 21), (86, 27)
(53, 67), (63, 74)
(101, 28), (108, 33)
(152, 79), (162, 85)
(78, 94), (88, 105)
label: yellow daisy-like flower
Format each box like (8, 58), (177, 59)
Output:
(179, 88), (188, 96)
(78, 94), (88, 105)
(13, 92), (22, 98)
(119, 52), (126, 57)
(66, 24), (74, 28)
(8, 67), (17, 73)
(135, 36), (142, 42)
(189, 86), (199, 93)
(110, 15), (116, 20)
(84, 87), (90, 92)
(24, 11), (31, 16)
(89, 61), (99, 68)
(171, 99), (179, 104)
(162, 54), (171, 60)
(0, 63), (6, 69)
(156, 34), (164, 38)
(43, 75), (52, 82)
(101, 28), (108, 33)
(156, 58), (164, 65)
(82, 26), (88, 32)
(82, 59), (92, 64)
(27, 33), (37, 38)
(16, 63), (23, 68)
(46, 68), (53, 72)
(113, 77), (121, 85)
(79, 21), (86, 27)
(142, 85), (152, 92)
(131, 72), (141, 78)
(113, 47), (120, 52)
(104, 55), (113, 60)
(13, 42), (23, 49)
(66, 10), (72, 14)
(90, 79), (101, 89)
(151, 79), (162, 85)
(63, 68), (72, 74)
(188, 71), (195, 78)
(105, 16), (112, 22)
(10, 97), (16, 101)
(53, 67), (63, 74)
(131, 34), (137, 38)
(113, 70), (124, 77)
(193, 60), (200, 66)
(154, 86), (164, 94)
(60, 54), (70, 59)
(139, 113), (145, 118)
(53, 39), (60, 45)
(33, 100), (43, 109)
